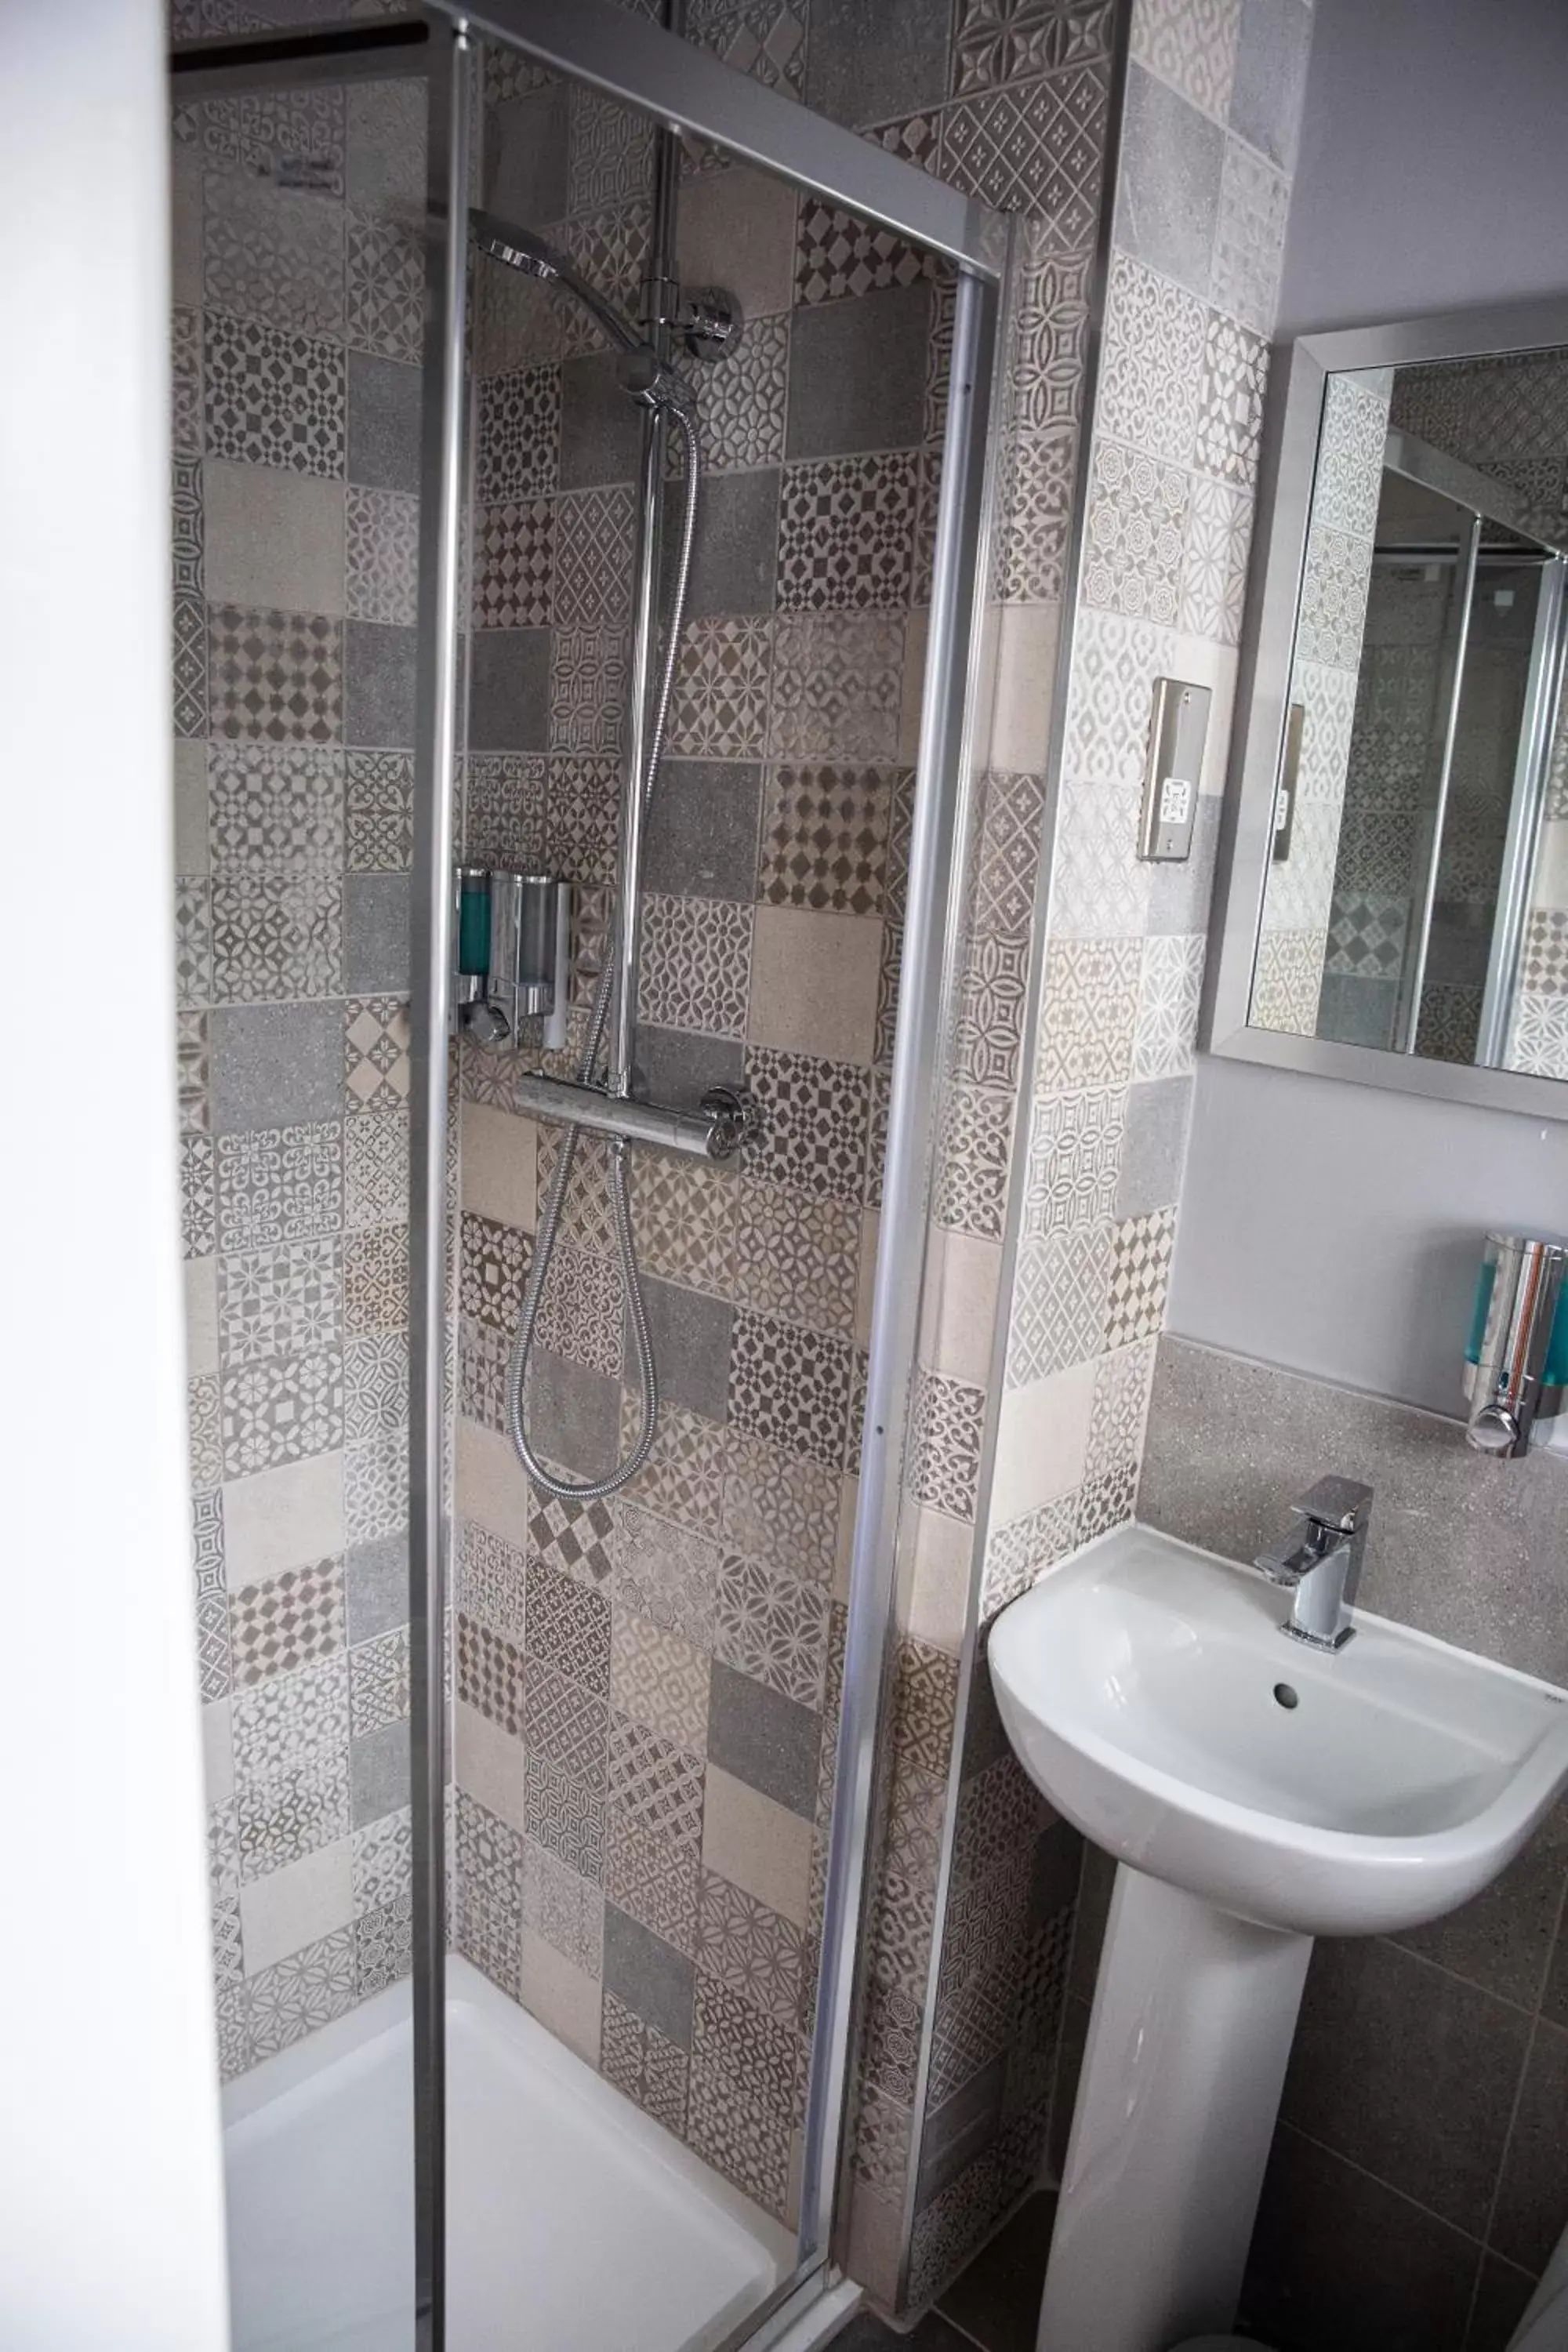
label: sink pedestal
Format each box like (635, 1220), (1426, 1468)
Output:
(1039, 1864), (1311, 2352)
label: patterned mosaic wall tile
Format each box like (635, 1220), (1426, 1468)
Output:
(846, 0), (1314, 2319)
(1253, 368), (1392, 1036)
(449, 56), (937, 2237)
(171, 68), (423, 2078)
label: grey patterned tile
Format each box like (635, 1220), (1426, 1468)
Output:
(208, 605), (343, 743)
(730, 1309), (853, 1470)
(768, 615), (904, 762)
(777, 453), (918, 612)
(216, 1122), (342, 1254)
(1098, 251), (1205, 468)
(940, 65), (1109, 242)
(345, 205), (423, 364)
(743, 1047), (870, 1202)
(638, 893), (753, 1037)
(204, 311), (345, 477)
(346, 485), (418, 627)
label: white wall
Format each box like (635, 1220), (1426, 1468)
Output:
(0, 2), (231, 2345)
(1277, 0), (1568, 336)
(1175, 0), (1568, 1407)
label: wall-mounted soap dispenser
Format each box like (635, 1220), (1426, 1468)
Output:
(453, 866), (572, 1054)
(1464, 1232), (1568, 1457)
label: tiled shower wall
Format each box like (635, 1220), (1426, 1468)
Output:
(170, 50), (425, 2077)
(1253, 365), (1391, 1036)
(447, 48), (945, 2224)
(839, 0), (1316, 2315)
(1389, 352), (1568, 1079)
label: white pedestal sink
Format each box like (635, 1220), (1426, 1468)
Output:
(988, 1524), (1568, 2352)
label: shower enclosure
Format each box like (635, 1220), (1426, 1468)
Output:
(1316, 445), (1568, 1065)
(170, 4), (1008, 2346)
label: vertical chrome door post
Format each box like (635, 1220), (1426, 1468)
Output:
(409, 25), (476, 2350)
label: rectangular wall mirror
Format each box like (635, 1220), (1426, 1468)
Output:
(1207, 299), (1568, 1118)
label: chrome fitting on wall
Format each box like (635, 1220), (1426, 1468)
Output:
(1465, 1232), (1568, 1457)
(454, 866), (572, 1053)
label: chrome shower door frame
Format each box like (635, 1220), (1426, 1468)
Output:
(172, 9), (1011, 2347)
(424, 12), (1010, 2346)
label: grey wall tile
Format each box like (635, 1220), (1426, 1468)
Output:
(1138, 1338), (1568, 1685)
(345, 873), (410, 993)
(485, 85), (570, 225)
(786, 286), (931, 459)
(603, 1900), (695, 2048)
(469, 628), (552, 753)
(1490, 2020), (1568, 2274)
(350, 1718), (410, 1827)
(1146, 793), (1221, 935)
(344, 621), (416, 750)
(211, 1003), (344, 1134)
(347, 353), (422, 493)
(678, 470), (780, 618)
(626, 1275), (734, 1425)
(1115, 1076), (1192, 1219)
(1544, 1917), (1568, 2030)
(634, 1026), (746, 1111)
(1281, 1938), (1530, 2236)
(804, 0), (952, 129)
(1116, 64), (1225, 301)
(707, 1660), (820, 1818)
(558, 352), (642, 490)
(1395, 1801), (1568, 2013)
(524, 1347), (622, 1480)
(644, 760), (764, 902)
(1318, 972), (1400, 1051)
(346, 1532), (408, 1644)
(1230, 0), (1312, 172)
(916, 2055), (1007, 2208)
(1242, 2125), (1477, 2352)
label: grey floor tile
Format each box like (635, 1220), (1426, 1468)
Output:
(644, 760), (764, 902)
(1467, 2256), (1541, 2352)
(706, 1660), (820, 1819)
(1241, 2125), (1476, 2352)
(211, 1003), (345, 1134)
(934, 2189), (1055, 2352)
(1490, 2019), (1568, 2274)
(345, 873), (411, 993)
(347, 352), (422, 493)
(1281, 1938), (1530, 2236)
(1394, 1798), (1568, 2012)
(826, 2316), (976, 2350)
(786, 286), (931, 459)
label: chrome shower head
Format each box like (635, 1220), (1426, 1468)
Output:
(470, 209), (643, 357)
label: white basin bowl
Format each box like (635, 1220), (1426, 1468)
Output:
(988, 1523), (1568, 1937)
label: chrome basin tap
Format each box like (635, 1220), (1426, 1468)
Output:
(1254, 1476), (1374, 1652)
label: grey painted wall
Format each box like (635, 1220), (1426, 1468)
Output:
(1277, 0), (1568, 337)
(1168, 1058), (1568, 1414)
(1176, 0), (1568, 1404)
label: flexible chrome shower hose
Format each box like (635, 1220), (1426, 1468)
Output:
(506, 395), (701, 1501)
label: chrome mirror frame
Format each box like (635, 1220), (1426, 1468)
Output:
(1203, 293), (1568, 1122)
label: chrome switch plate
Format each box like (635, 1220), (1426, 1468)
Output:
(1139, 677), (1212, 862)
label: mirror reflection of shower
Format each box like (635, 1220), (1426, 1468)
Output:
(461, 178), (750, 1501)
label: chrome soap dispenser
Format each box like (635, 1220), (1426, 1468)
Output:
(1464, 1232), (1568, 1457)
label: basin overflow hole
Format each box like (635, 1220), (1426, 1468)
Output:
(1272, 1682), (1299, 1711)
